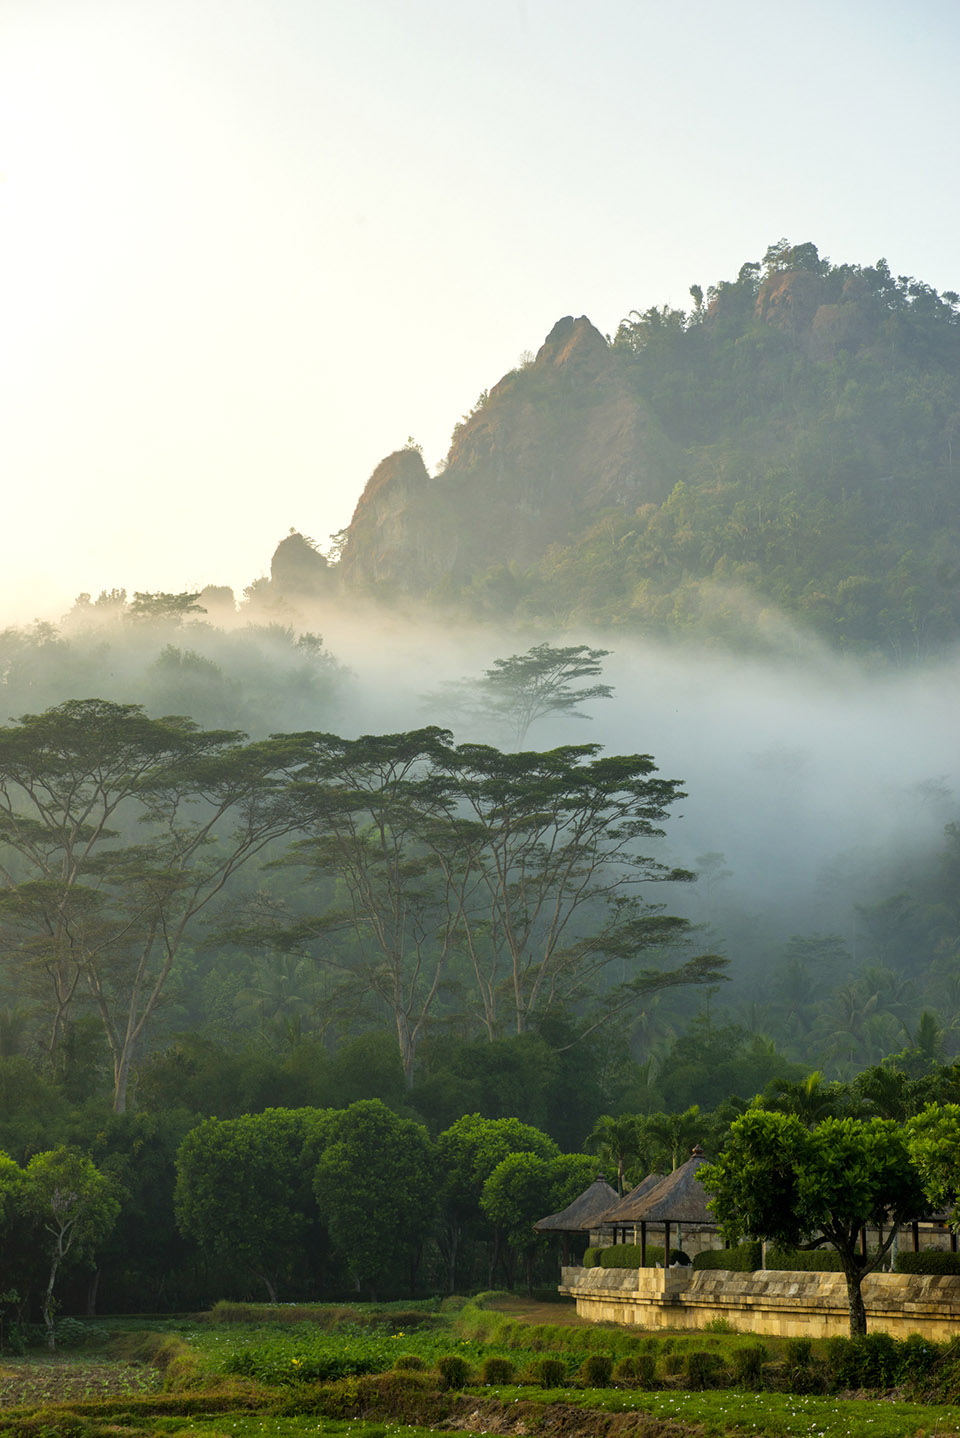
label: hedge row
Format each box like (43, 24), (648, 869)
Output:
(765, 1247), (843, 1272)
(692, 1242), (761, 1272)
(582, 1244), (696, 1269)
(895, 1249), (960, 1275)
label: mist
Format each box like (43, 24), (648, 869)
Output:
(2, 587), (957, 1057)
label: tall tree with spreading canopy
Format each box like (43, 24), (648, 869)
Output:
(427, 642), (613, 749)
(271, 728), (469, 1085)
(0, 699), (311, 1110)
(432, 740), (726, 1041)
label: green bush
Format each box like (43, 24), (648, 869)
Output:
(896, 1331), (940, 1385)
(784, 1336), (812, 1368)
(895, 1249), (960, 1275)
(532, 1357), (567, 1388)
(635, 1353), (656, 1387)
(733, 1342), (767, 1389)
(662, 1352), (684, 1375)
(693, 1242), (761, 1272)
(579, 1353), (613, 1386)
(481, 1355), (515, 1385)
(825, 1332), (899, 1389)
(394, 1353), (425, 1370)
(685, 1349), (726, 1389)
(53, 1316), (88, 1349)
(611, 1356), (637, 1384)
(435, 1354), (472, 1390)
(582, 1247), (602, 1268)
(599, 1244), (665, 1268)
(766, 1246), (842, 1272)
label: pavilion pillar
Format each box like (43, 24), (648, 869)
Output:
(640, 1221), (647, 1268)
(912, 1221), (920, 1252)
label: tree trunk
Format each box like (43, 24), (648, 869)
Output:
(445, 1221), (460, 1295)
(256, 1271), (278, 1303)
(42, 1257), (60, 1351)
(86, 1268), (101, 1316)
(844, 1267), (867, 1335)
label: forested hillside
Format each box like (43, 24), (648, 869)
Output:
(313, 240), (960, 659)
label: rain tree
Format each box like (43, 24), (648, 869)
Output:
(433, 740), (726, 1041)
(427, 642), (613, 749)
(274, 728), (468, 1086)
(700, 1110), (929, 1335)
(0, 700), (311, 1110)
(277, 728), (723, 1076)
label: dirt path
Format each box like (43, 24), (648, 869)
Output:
(482, 1297), (595, 1327)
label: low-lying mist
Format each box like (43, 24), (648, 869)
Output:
(4, 590), (958, 1049)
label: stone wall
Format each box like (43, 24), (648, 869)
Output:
(560, 1266), (960, 1341)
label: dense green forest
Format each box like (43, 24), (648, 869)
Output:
(2, 241), (959, 1326)
(324, 240), (960, 659)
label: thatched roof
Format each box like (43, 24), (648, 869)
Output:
(598, 1170), (666, 1225)
(534, 1175), (620, 1233)
(601, 1146), (713, 1225)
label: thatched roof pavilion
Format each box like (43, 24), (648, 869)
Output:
(600, 1145), (713, 1266)
(535, 1175), (619, 1234)
(534, 1174), (619, 1263)
(598, 1171), (666, 1228)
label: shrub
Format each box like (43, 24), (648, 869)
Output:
(825, 1332), (899, 1389)
(662, 1352), (684, 1375)
(702, 1316), (735, 1333)
(481, 1356), (515, 1385)
(394, 1353), (425, 1370)
(611, 1356), (637, 1384)
(894, 1331), (938, 1386)
(582, 1247), (602, 1268)
(313, 1370), (453, 1425)
(685, 1349), (726, 1389)
(599, 1244), (665, 1268)
(784, 1336), (812, 1368)
(533, 1357), (567, 1388)
(733, 1342), (767, 1389)
(54, 1317), (87, 1349)
(435, 1354), (472, 1390)
(895, 1249), (960, 1275)
(633, 1353), (656, 1387)
(766, 1246), (842, 1271)
(693, 1242), (762, 1272)
(579, 1353), (613, 1386)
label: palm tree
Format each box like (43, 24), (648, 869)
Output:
(584, 1114), (645, 1195)
(644, 1107), (702, 1171)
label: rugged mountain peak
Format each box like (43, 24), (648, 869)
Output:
(271, 530), (332, 600)
(535, 314), (609, 372)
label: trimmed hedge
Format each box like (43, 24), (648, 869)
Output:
(693, 1242), (761, 1272)
(582, 1247), (601, 1267)
(895, 1249), (960, 1275)
(597, 1244), (689, 1268)
(766, 1246), (842, 1271)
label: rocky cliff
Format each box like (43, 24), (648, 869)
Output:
(335, 315), (676, 596)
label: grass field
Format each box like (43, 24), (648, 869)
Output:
(0, 1296), (959, 1437)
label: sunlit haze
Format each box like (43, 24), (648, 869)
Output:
(1, 0), (958, 620)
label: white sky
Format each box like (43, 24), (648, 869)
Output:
(1, 0), (958, 623)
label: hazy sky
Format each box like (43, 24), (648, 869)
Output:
(2, 0), (958, 622)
